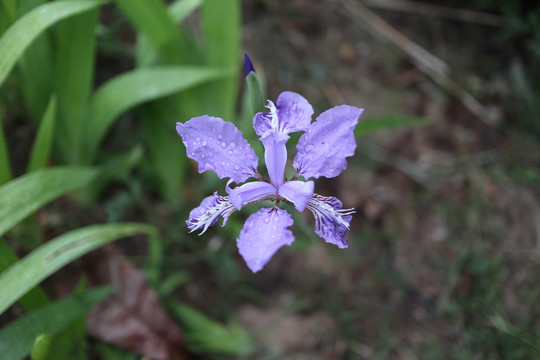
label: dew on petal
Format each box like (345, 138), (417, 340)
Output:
(305, 144), (314, 152)
(229, 142), (236, 148)
(234, 164), (240, 170)
(221, 142), (226, 148)
(202, 140), (207, 146)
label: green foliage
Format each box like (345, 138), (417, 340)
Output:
(355, 115), (430, 138)
(27, 96), (56, 172)
(0, 287), (110, 360)
(0, 110), (12, 186)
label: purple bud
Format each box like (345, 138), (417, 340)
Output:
(244, 53), (256, 77)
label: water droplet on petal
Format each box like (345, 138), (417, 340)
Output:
(229, 142), (236, 148)
(264, 217), (271, 224)
(228, 150), (233, 155)
(305, 144), (314, 152)
(202, 140), (207, 146)
(234, 164), (240, 170)
(196, 136), (201, 141)
(221, 142), (226, 148)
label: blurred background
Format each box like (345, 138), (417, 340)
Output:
(0, 0), (539, 359)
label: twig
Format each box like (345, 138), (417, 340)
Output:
(363, 0), (504, 27)
(340, 0), (497, 125)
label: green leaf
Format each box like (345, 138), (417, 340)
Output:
(0, 239), (49, 311)
(0, 0), (102, 88)
(31, 318), (87, 360)
(169, 0), (202, 23)
(114, 0), (189, 63)
(355, 116), (430, 138)
(27, 96), (56, 172)
(169, 302), (254, 356)
(54, 6), (99, 164)
(0, 223), (154, 315)
(84, 66), (227, 163)
(0, 287), (110, 360)
(0, 110), (12, 186)
(201, 0), (241, 120)
(0, 167), (98, 238)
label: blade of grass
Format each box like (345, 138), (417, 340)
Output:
(0, 110), (12, 186)
(84, 66), (227, 163)
(0, 0), (16, 23)
(114, 0), (189, 63)
(0, 238), (50, 311)
(27, 96), (56, 172)
(0, 0), (102, 88)
(136, 0), (202, 67)
(201, 0), (241, 120)
(0, 287), (111, 360)
(0, 166), (98, 237)
(355, 116), (430, 138)
(0, 223), (154, 315)
(54, 6), (98, 165)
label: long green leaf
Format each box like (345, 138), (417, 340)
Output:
(27, 96), (56, 172)
(201, 0), (240, 120)
(114, 0), (188, 63)
(84, 66), (227, 162)
(0, 0), (102, 88)
(0, 239), (49, 311)
(354, 116), (431, 138)
(0, 110), (12, 186)
(0, 223), (154, 315)
(54, 6), (98, 164)
(0, 167), (98, 237)
(0, 287), (110, 360)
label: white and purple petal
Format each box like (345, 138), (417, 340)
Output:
(236, 207), (295, 273)
(229, 181), (277, 210)
(176, 116), (259, 184)
(278, 180), (314, 212)
(186, 192), (236, 234)
(253, 92), (314, 137)
(293, 105), (363, 179)
(306, 194), (355, 248)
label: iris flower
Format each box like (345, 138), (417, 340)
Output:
(176, 92), (363, 272)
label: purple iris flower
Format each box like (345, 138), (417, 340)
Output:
(176, 91), (363, 272)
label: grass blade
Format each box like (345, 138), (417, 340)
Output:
(0, 0), (102, 88)
(114, 0), (189, 63)
(169, 0), (203, 23)
(201, 0), (241, 120)
(27, 96), (56, 172)
(0, 223), (154, 315)
(0, 110), (12, 186)
(84, 66), (227, 163)
(54, 6), (99, 164)
(354, 116), (430, 138)
(0, 166), (98, 237)
(0, 239), (50, 311)
(0, 287), (111, 360)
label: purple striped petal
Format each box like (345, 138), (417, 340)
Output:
(186, 193), (236, 234)
(278, 180), (314, 212)
(253, 92), (314, 136)
(260, 131), (289, 187)
(176, 116), (258, 184)
(306, 194), (355, 248)
(293, 105), (363, 179)
(237, 208), (295, 273)
(229, 181), (277, 210)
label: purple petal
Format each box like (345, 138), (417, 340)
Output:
(278, 180), (314, 212)
(306, 193), (355, 248)
(186, 192), (236, 234)
(293, 105), (363, 179)
(261, 131), (289, 187)
(253, 92), (314, 136)
(229, 181), (277, 210)
(236, 208), (295, 273)
(176, 116), (259, 184)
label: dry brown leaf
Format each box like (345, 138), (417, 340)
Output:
(84, 246), (187, 360)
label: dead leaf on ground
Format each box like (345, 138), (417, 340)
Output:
(84, 246), (187, 360)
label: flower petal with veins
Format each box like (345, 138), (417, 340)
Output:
(176, 116), (259, 184)
(293, 105), (363, 179)
(237, 208), (294, 273)
(306, 194), (354, 248)
(186, 193), (236, 234)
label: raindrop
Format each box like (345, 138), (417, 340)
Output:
(196, 136), (201, 141)
(234, 164), (240, 170)
(264, 217), (271, 224)
(228, 150), (233, 155)
(202, 140), (207, 146)
(229, 142), (236, 148)
(221, 142), (226, 148)
(305, 144), (314, 152)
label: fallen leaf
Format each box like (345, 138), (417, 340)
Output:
(84, 246), (187, 360)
